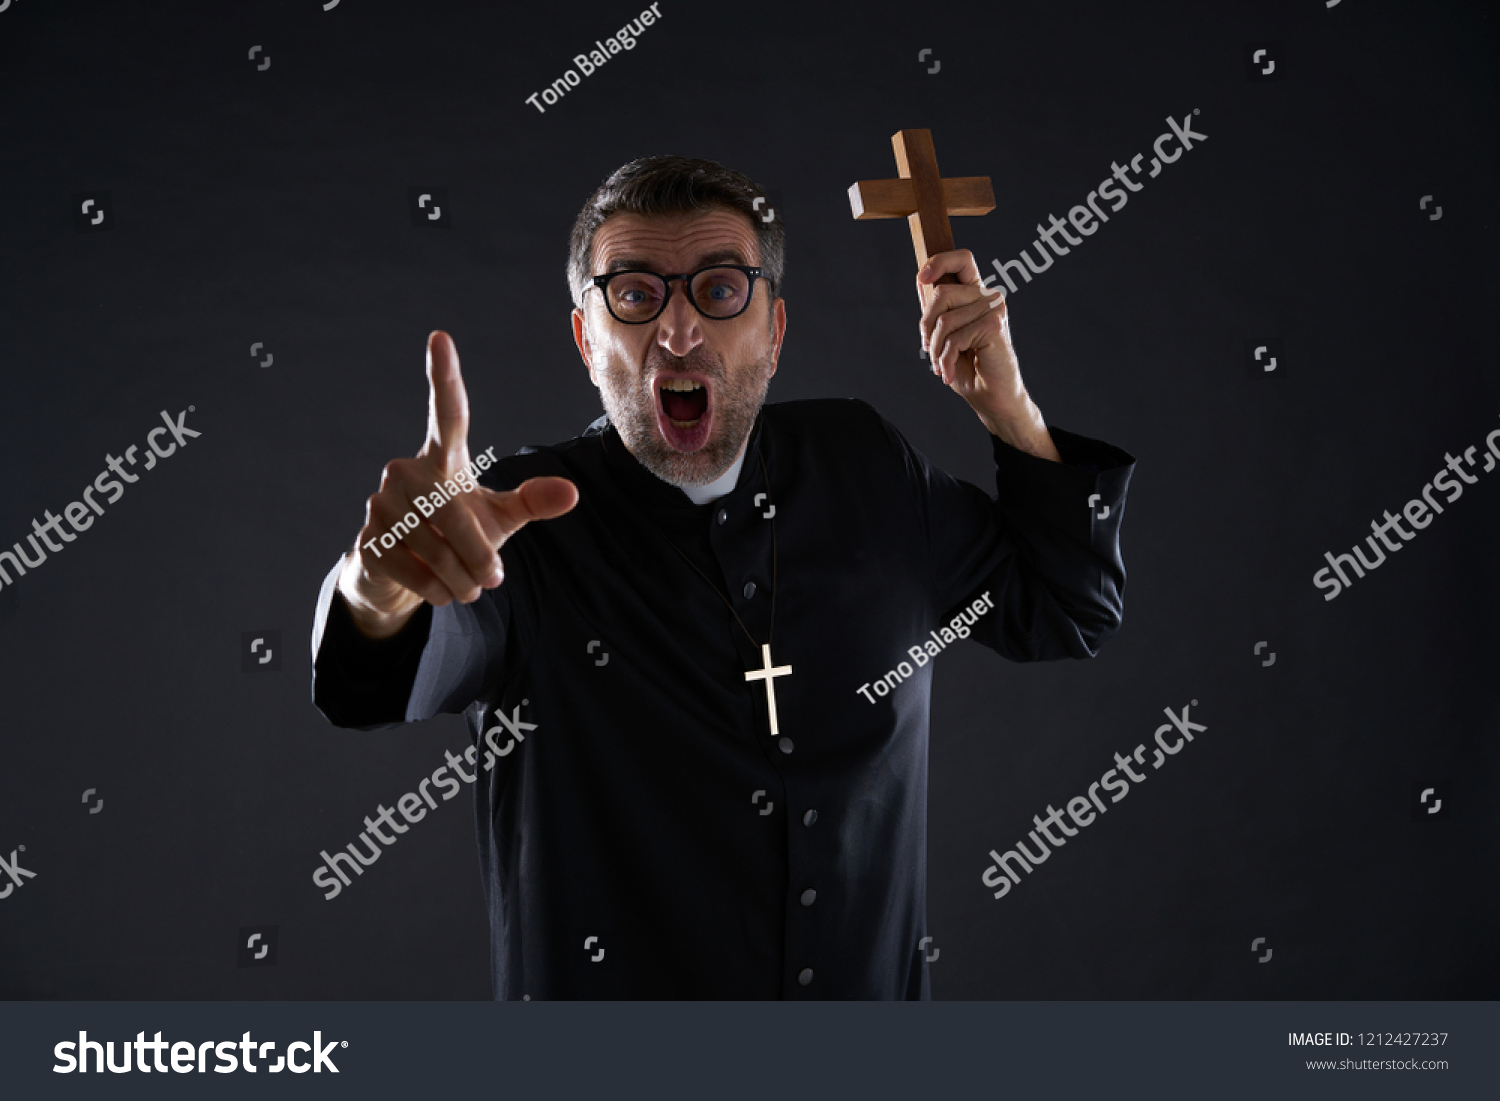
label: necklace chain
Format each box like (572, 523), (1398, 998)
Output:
(657, 447), (776, 649)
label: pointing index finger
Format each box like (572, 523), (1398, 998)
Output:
(424, 330), (470, 466)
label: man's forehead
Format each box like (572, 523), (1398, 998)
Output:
(591, 208), (760, 272)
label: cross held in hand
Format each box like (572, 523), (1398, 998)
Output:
(848, 129), (995, 366)
(849, 129), (995, 272)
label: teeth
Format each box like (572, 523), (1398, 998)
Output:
(661, 378), (704, 392)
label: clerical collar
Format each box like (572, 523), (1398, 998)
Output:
(594, 412), (763, 512)
(679, 449), (745, 505)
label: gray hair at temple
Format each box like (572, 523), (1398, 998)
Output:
(566, 155), (785, 313)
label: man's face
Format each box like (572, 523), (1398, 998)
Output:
(572, 207), (786, 487)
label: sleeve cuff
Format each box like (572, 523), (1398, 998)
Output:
(310, 555), (435, 727)
(989, 424), (1136, 542)
(321, 587), (434, 679)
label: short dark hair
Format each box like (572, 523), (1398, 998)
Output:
(566, 155), (784, 311)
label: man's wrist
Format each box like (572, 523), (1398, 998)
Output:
(338, 552), (424, 640)
(977, 397), (1061, 462)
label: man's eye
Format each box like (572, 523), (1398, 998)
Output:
(703, 280), (747, 303)
(614, 281), (660, 306)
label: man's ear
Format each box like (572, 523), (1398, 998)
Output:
(767, 296), (787, 380)
(571, 307), (599, 387)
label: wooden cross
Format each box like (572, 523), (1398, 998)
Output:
(743, 643), (792, 740)
(848, 129), (995, 368)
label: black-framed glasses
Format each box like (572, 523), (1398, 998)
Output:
(588, 265), (764, 324)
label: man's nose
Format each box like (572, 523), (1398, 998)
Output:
(655, 284), (703, 358)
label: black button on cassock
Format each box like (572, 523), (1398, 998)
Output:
(743, 581), (756, 598)
(716, 508), (727, 525)
(778, 737), (793, 754)
(802, 809), (817, 826)
(800, 888), (816, 906)
(798, 968), (814, 986)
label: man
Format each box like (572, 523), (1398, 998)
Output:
(311, 156), (1135, 1000)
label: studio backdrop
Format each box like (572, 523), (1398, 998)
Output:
(0, 0), (1495, 999)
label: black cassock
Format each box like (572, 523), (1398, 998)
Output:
(311, 397), (1135, 999)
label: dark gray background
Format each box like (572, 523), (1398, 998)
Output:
(0, 0), (1495, 999)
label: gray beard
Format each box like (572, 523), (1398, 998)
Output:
(596, 343), (773, 488)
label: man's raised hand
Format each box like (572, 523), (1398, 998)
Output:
(915, 249), (1061, 461)
(337, 330), (578, 639)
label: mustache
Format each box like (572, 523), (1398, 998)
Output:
(643, 347), (726, 381)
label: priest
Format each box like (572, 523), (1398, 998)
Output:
(310, 155), (1135, 1000)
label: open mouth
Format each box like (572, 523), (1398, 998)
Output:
(655, 376), (713, 452)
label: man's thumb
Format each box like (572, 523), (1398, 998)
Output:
(516, 476), (579, 520)
(491, 476), (578, 536)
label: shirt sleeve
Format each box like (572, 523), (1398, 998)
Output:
(310, 554), (505, 730)
(870, 404), (1136, 662)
